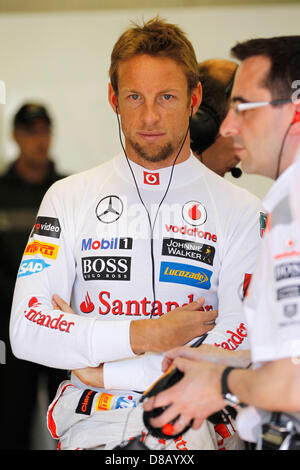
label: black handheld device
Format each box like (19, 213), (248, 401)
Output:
(141, 335), (207, 440)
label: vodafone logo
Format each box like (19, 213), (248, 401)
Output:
(182, 201), (207, 226)
(143, 171), (160, 185)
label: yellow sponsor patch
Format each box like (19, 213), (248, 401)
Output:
(24, 241), (59, 259)
(95, 393), (113, 411)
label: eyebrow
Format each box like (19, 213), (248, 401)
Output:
(121, 88), (181, 94)
(230, 96), (248, 104)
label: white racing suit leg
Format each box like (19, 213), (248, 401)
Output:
(214, 419), (245, 450)
(47, 381), (243, 450)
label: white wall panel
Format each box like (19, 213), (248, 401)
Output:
(0, 4), (299, 197)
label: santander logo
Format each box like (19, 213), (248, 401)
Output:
(28, 297), (41, 308)
(80, 292), (95, 313)
(24, 297), (75, 333)
(78, 291), (214, 317)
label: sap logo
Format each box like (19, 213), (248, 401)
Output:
(18, 259), (50, 278)
(159, 261), (212, 289)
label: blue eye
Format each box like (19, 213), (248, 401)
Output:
(163, 94), (173, 100)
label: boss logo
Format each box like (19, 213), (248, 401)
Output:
(81, 256), (131, 281)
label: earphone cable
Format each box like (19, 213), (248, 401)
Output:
(116, 109), (191, 317)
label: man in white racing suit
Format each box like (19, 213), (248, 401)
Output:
(9, 18), (262, 450)
(143, 36), (300, 448)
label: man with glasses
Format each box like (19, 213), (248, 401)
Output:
(143, 36), (300, 447)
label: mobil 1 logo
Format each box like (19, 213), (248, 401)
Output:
(81, 237), (133, 251)
(82, 256), (131, 281)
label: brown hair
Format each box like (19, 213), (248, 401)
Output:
(109, 16), (199, 96)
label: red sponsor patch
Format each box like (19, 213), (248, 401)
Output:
(143, 171), (160, 185)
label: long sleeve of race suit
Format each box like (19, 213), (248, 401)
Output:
(9, 159), (262, 384)
(9, 181), (136, 370)
(103, 192), (262, 392)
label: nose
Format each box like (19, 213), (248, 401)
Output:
(220, 109), (240, 138)
(141, 101), (160, 127)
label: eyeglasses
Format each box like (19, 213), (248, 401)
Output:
(230, 98), (292, 115)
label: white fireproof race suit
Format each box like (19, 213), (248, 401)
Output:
(236, 157), (300, 444)
(10, 153), (262, 449)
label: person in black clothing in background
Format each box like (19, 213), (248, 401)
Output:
(0, 103), (68, 449)
(190, 59), (241, 178)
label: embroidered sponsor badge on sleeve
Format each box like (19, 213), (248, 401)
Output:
(18, 259), (50, 277)
(75, 389), (97, 415)
(31, 216), (61, 239)
(24, 240), (59, 259)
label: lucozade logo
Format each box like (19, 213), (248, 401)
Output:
(159, 261), (212, 289)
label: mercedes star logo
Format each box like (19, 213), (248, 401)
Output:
(96, 195), (124, 224)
